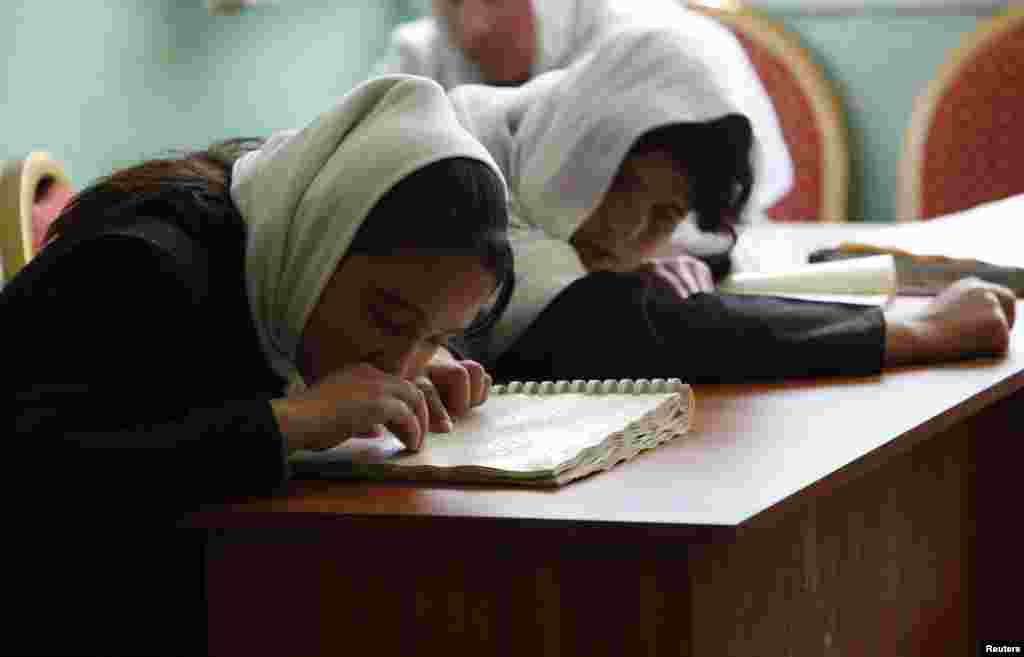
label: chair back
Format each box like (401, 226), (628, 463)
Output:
(899, 6), (1024, 221)
(1, 152), (75, 282)
(690, 3), (850, 222)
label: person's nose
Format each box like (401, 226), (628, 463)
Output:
(458, 0), (493, 51)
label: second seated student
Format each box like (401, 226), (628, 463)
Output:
(2, 75), (513, 655)
(375, 0), (793, 212)
(446, 26), (1017, 384)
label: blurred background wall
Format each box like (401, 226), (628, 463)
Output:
(0, 1), (997, 222)
(753, 6), (990, 221)
(1, 1), (405, 190)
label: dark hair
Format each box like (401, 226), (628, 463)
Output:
(347, 157), (514, 339)
(44, 138), (263, 246)
(44, 139), (513, 340)
(631, 114), (754, 240)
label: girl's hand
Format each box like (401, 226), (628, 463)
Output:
(416, 348), (492, 432)
(271, 363), (430, 453)
(884, 277), (1016, 366)
(636, 255), (714, 300)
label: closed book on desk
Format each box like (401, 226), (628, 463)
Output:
(807, 194), (1024, 295)
(717, 254), (897, 304)
(290, 378), (694, 487)
(809, 245), (1024, 296)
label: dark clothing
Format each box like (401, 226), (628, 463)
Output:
(492, 270), (886, 384)
(3, 193), (289, 508)
(2, 188), (288, 655)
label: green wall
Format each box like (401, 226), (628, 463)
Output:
(762, 11), (987, 221)
(1, 1), (400, 188)
(1, 2), (994, 222)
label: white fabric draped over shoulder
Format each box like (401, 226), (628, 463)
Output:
(447, 22), (794, 362)
(230, 75), (504, 387)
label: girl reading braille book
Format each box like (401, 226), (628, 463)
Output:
(2, 75), (513, 656)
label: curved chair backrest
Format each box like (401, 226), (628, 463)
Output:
(1, 152), (76, 282)
(690, 2), (850, 222)
(899, 6), (1024, 221)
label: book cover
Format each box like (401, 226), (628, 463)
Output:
(717, 254), (897, 300)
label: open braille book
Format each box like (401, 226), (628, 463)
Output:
(289, 378), (695, 487)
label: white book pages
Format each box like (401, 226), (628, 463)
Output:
(718, 254), (897, 297)
(290, 379), (695, 486)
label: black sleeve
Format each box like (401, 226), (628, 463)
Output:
(494, 270), (886, 384)
(3, 234), (290, 512)
(445, 337), (469, 361)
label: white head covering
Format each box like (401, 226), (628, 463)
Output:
(230, 75), (505, 386)
(531, 0), (610, 76)
(384, 0), (671, 90)
(451, 21), (793, 240)
(448, 22), (793, 362)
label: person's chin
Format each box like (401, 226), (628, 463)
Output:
(486, 77), (530, 87)
(478, 62), (530, 87)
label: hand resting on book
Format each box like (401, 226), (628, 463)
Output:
(271, 363), (432, 454)
(270, 350), (495, 455)
(290, 378), (695, 487)
(416, 347), (492, 430)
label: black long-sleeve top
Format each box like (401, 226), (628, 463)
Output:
(3, 188), (290, 515)
(3, 187), (294, 655)
(491, 269), (887, 384)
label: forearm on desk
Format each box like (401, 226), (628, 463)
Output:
(882, 310), (924, 368)
(493, 272), (887, 383)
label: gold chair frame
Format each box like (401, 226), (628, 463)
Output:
(690, 1), (850, 222)
(898, 5), (1024, 221)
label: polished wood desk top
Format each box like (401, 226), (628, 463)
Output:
(189, 198), (1024, 535)
(189, 326), (1023, 532)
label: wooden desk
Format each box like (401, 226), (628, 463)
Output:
(189, 205), (1024, 656)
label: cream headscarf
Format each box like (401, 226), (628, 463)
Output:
(448, 23), (793, 362)
(230, 75), (505, 387)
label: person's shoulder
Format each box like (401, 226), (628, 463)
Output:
(3, 211), (213, 314)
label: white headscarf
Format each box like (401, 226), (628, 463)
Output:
(382, 2), (791, 211)
(451, 21), (793, 238)
(380, 0), (673, 89)
(230, 75), (505, 387)
(532, 0), (613, 76)
(448, 23), (793, 361)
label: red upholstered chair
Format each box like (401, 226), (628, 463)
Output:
(899, 6), (1024, 221)
(689, 2), (850, 222)
(1, 151), (75, 282)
